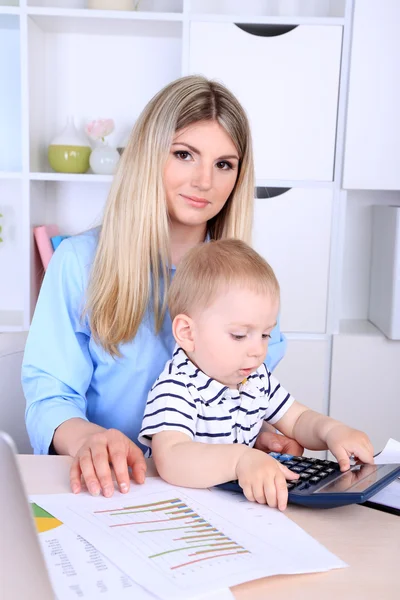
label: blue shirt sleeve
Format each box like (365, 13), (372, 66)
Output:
(265, 316), (287, 372)
(22, 239), (94, 454)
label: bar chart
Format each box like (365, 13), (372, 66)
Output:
(92, 495), (251, 576)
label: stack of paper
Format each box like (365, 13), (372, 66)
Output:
(31, 477), (347, 600)
(367, 438), (400, 514)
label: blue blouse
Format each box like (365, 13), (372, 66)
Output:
(22, 228), (287, 455)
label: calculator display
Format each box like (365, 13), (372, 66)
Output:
(314, 464), (395, 494)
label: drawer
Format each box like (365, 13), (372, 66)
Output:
(253, 187), (332, 332)
(189, 21), (342, 181)
(330, 328), (400, 452)
(274, 338), (329, 415)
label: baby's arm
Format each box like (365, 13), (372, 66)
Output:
(275, 401), (374, 471)
(152, 431), (298, 510)
(152, 431), (249, 487)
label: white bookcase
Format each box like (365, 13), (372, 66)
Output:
(0, 0), (399, 449)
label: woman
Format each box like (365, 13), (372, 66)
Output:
(22, 75), (302, 498)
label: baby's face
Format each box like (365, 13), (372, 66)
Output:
(189, 286), (279, 388)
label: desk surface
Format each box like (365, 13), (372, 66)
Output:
(19, 455), (400, 600)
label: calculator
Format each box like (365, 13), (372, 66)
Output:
(216, 452), (400, 508)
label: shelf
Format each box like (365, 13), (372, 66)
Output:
(188, 13), (345, 26)
(26, 0), (182, 11)
(30, 172), (112, 183)
(0, 6), (19, 15)
(0, 314), (25, 334)
(27, 7), (183, 35)
(255, 179), (334, 190)
(0, 172), (22, 179)
(338, 319), (385, 337)
(28, 174), (337, 188)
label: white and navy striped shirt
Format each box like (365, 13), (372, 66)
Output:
(139, 346), (294, 449)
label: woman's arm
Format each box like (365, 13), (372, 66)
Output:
(52, 418), (105, 457)
(22, 238), (94, 455)
(23, 236), (147, 495)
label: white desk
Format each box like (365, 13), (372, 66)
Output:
(19, 455), (400, 600)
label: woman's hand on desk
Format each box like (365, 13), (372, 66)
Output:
(69, 428), (147, 497)
(254, 427), (304, 458)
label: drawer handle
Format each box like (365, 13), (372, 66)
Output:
(235, 24), (298, 37)
(256, 187), (291, 199)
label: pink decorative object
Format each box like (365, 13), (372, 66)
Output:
(33, 225), (60, 271)
(85, 119), (115, 142)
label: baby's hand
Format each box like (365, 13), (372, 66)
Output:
(325, 424), (374, 471)
(235, 448), (299, 511)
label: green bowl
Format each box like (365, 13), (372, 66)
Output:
(48, 144), (91, 174)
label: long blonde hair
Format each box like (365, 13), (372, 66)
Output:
(87, 75), (255, 355)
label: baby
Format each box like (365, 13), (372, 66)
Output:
(139, 239), (374, 510)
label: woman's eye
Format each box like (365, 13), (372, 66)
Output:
(174, 151), (191, 160)
(216, 161), (233, 170)
(262, 334), (272, 339)
(231, 334), (245, 341)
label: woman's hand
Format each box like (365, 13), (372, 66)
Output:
(236, 448), (299, 511)
(254, 428), (304, 458)
(69, 428), (147, 497)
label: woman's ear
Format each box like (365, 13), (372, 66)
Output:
(172, 314), (195, 353)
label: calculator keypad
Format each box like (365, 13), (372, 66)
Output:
(267, 453), (340, 490)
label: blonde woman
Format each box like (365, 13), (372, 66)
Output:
(22, 75), (302, 497)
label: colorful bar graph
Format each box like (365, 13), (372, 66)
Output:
(90, 495), (251, 575)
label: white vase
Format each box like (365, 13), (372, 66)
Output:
(89, 141), (120, 175)
(87, 0), (139, 10)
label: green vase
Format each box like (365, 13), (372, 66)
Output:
(48, 117), (91, 174)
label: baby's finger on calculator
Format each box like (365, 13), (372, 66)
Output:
(278, 463), (300, 480)
(332, 446), (351, 471)
(252, 481), (267, 504)
(353, 443), (375, 465)
(263, 479), (278, 508)
(275, 475), (289, 511)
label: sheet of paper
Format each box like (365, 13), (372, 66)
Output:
(31, 502), (157, 599)
(369, 438), (400, 510)
(31, 478), (346, 600)
(374, 438), (400, 464)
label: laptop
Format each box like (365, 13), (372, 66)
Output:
(0, 431), (55, 599)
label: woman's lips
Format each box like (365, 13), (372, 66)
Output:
(181, 194), (210, 208)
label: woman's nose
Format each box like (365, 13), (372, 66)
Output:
(192, 163), (213, 191)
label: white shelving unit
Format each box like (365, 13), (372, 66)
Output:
(0, 0), (399, 448)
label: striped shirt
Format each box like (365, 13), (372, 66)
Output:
(139, 346), (294, 448)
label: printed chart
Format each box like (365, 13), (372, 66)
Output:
(92, 496), (250, 574)
(33, 479), (346, 599)
(31, 503), (155, 599)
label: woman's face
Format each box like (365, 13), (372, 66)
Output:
(164, 120), (240, 230)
